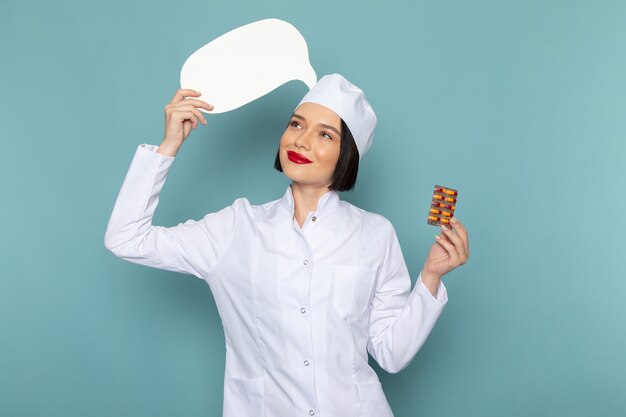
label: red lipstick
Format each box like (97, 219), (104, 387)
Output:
(287, 151), (312, 164)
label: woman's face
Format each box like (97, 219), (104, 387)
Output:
(279, 102), (342, 189)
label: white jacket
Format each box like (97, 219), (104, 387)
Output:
(104, 143), (448, 417)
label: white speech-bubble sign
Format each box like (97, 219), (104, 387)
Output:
(180, 18), (317, 114)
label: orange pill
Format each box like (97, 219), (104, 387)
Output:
(428, 216), (439, 222)
(433, 194), (443, 200)
(445, 197), (456, 203)
(442, 211), (452, 217)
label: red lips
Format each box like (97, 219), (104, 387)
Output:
(287, 151), (312, 164)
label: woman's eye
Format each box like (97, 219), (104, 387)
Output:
(321, 132), (332, 140)
(290, 121), (301, 128)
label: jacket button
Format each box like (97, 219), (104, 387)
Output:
(309, 410), (315, 416)
(300, 307), (306, 314)
(303, 259), (309, 266)
(304, 360), (309, 366)
(311, 216), (317, 222)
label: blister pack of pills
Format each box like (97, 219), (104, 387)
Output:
(427, 185), (458, 227)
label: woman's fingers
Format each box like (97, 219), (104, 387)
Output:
(165, 104), (208, 126)
(168, 90), (215, 112)
(161, 88), (216, 147)
(166, 99), (213, 121)
(169, 88), (201, 104)
(167, 90), (215, 120)
(441, 224), (463, 251)
(440, 224), (468, 265)
(183, 119), (193, 139)
(168, 98), (214, 112)
(429, 218), (470, 277)
(450, 217), (469, 258)
(163, 110), (199, 143)
(181, 98), (214, 112)
(434, 232), (461, 266)
(161, 90), (199, 148)
(168, 110), (199, 125)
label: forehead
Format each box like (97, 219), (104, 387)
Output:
(293, 102), (341, 128)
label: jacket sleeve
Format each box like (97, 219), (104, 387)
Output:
(366, 221), (448, 374)
(103, 143), (237, 279)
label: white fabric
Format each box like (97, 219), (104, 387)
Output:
(297, 74), (377, 158)
(104, 143), (448, 417)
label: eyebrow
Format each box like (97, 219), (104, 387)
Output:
(292, 113), (341, 137)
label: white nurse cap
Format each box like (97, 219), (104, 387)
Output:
(297, 73), (377, 158)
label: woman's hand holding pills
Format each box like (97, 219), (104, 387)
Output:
(420, 217), (470, 295)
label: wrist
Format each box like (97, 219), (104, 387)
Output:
(420, 269), (442, 295)
(157, 140), (181, 157)
(421, 268), (441, 282)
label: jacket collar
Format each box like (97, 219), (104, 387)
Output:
(277, 184), (341, 218)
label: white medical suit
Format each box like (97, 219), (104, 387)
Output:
(104, 143), (448, 417)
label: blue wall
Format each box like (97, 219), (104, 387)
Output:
(1, 1), (625, 415)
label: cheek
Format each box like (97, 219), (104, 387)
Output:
(278, 135), (291, 166)
(280, 132), (294, 150)
(320, 146), (341, 169)
(278, 134), (288, 153)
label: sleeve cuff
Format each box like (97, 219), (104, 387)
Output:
(139, 143), (176, 160)
(416, 272), (448, 304)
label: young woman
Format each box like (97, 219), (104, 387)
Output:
(105, 74), (469, 417)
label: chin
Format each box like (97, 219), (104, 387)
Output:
(283, 173), (332, 190)
(280, 158), (333, 187)
(281, 167), (305, 184)
(280, 157), (306, 177)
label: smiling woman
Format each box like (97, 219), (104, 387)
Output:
(274, 104), (360, 192)
(104, 73), (470, 417)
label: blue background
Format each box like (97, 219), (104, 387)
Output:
(1, 0), (625, 416)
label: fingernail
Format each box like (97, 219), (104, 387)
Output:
(451, 217), (457, 224)
(441, 225), (448, 231)
(435, 234), (441, 240)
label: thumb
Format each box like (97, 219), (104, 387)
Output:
(182, 119), (193, 141)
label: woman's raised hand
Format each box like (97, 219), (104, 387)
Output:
(420, 217), (470, 294)
(158, 89), (214, 156)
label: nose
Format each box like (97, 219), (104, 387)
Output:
(294, 129), (313, 151)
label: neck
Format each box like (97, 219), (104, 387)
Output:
(290, 182), (331, 227)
